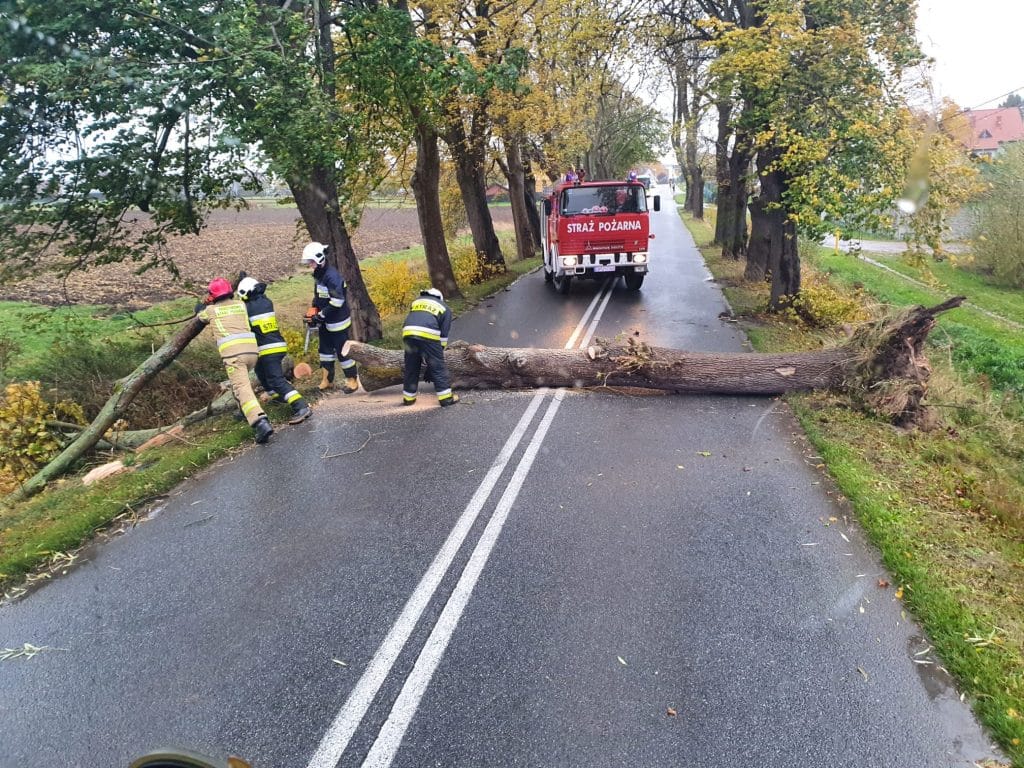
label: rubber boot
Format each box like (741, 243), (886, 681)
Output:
(319, 368), (334, 391)
(288, 404), (313, 425)
(342, 377), (359, 394)
(253, 416), (274, 444)
(439, 394), (460, 408)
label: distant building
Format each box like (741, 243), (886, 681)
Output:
(963, 108), (1024, 158)
(485, 184), (509, 203)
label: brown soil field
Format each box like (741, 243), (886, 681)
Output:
(0, 205), (515, 308)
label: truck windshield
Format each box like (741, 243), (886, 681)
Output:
(561, 186), (647, 215)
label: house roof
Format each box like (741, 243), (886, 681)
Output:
(964, 108), (1024, 151)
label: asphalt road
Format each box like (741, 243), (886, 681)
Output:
(0, 185), (1000, 768)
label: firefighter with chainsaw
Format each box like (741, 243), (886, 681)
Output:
(195, 278), (274, 444)
(301, 241), (359, 393)
(402, 287), (458, 407)
(236, 276), (313, 425)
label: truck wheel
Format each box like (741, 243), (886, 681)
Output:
(624, 272), (645, 291)
(543, 267), (554, 283)
(554, 273), (572, 295)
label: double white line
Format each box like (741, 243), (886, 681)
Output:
(306, 279), (616, 768)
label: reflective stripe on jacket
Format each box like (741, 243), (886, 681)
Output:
(197, 299), (258, 357)
(402, 296), (451, 347)
(244, 292), (289, 357)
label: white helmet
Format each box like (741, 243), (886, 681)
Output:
(301, 241), (328, 266)
(236, 276), (260, 301)
(423, 287), (443, 302)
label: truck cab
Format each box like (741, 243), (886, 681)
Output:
(539, 180), (660, 294)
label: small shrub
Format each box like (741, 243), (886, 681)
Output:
(0, 381), (85, 485)
(449, 242), (505, 286)
(790, 273), (870, 328)
(363, 259), (431, 316)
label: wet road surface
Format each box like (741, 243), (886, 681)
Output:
(0, 185), (1000, 767)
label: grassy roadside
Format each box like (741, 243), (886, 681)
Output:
(0, 247), (541, 598)
(682, 213), (1023, 765)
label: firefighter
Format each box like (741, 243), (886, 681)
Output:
(195, 278), (274, 444)
(236, 276), (313, 425)
(300, 241), (358, 393)
(401, 287), (458, 407)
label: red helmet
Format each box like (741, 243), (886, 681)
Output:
(206, 277), (233, 301)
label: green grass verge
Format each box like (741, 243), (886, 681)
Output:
(0, 245), (540, 597)
(807, 246), (1024, 395)
(682, 212), (1024, 765)
(0, 420), (251, 592)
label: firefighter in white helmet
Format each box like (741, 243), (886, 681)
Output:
(401, 287), (457, 407)
(237, 276), (312, 425)
(300, 242), (358, 393)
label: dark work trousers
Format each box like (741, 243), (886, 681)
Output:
(255, 352), (307, 414)
(318, 325), (357, 382)
(402, 337), (452, 403)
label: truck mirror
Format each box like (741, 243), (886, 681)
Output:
(543, 199), (552, 216)
(653, 195), (661, 212)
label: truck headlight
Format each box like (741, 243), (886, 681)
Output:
(634, 253), (648, 264)
(561, 256), (578, 267)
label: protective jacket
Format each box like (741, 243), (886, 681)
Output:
(243, 283), (288, 357)
(197, 298), (257, 359)
(402, 294), (451, 347)
(312, 264), (352, 333)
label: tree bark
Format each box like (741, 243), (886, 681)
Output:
(4, 317), (207, 505)
(411, 121), (461, 299)
(503, 135), (537, 262)
(713, 96), (733, 245)
(747, 145), (801, 308)
(445, 110), (506, 272)
(343, 296), (964, 426)
(522, 158), (543, 252)
(291, 173), (382, 341)
(721, 130), (752, 260)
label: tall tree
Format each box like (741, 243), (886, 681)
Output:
(335, 1), (462, 298)
(0, 1), (385, 338)
(711, 0), (922, 308)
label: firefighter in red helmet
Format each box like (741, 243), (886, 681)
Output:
(195, 277), (274, 444)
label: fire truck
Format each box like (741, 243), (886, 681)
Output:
(539, 179), (660, 294)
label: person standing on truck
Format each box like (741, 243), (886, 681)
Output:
(236, 276), (313, 425)
(195, 278), (274, 444)
(401, 287), (458, 408)
(300, 241), (359, 394)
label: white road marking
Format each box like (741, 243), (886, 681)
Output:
(306, 277), (616, 768)
(360, 389), (568, 767)
(357, 283), (617, 768)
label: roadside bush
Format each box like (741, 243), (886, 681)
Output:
(449, 242), (506, 285)
(363, 259), (431, 316)
(789, 273), (870, 328)
(973, 143), (1024, 288)
(0, 381), (85, 492)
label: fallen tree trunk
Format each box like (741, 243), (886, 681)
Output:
(346, 298), (964, 425)
(4, 317), (207, 506)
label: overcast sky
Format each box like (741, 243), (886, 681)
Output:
(916, 0), (1024, 109)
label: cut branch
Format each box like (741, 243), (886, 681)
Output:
(4, 317), (207, 506)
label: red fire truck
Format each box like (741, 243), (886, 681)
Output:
(540, 179), (660, 294)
